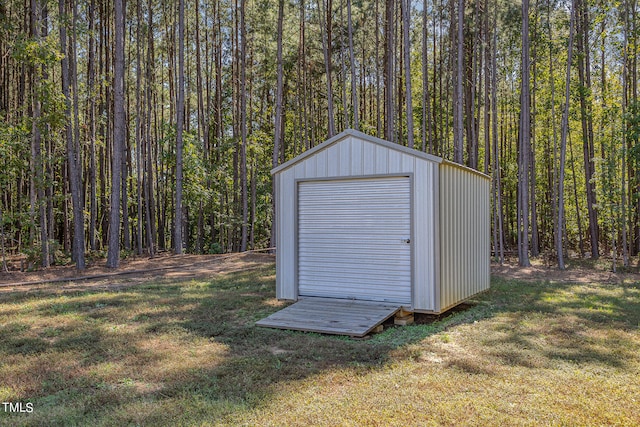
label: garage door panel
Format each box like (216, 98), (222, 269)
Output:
(299, 249), (411, 262)
(301, 285), (407, 301)
(297, 177), (412, 305)
(299, 264), (412, 276)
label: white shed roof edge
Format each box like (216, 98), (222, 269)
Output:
(271, 128), (444, 175)
(441, 159), (491, 181)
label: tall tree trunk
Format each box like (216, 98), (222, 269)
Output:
(300, 0), (310, 150)
(195, 0), (207, 254)
(135, 0), (144, 255)
(422, 0), (433, 152)
(60, 0), (85, 270)
(518, 0), (531, 267)
(530, 2), (539, 257)
(240, 0), (248, 251)
(31, 0), (50, 268)
(175, 0), (185, 254)
(250, 157), (256, 249)
(633, 0), (640, 256)
(271, 0), (284, 250)
(318, 0), (336, 137)
(402, 0), (414, 148)
(465, 0), (479, 169)
(576, 0), (599, 258)
(621, 0), (630, 266)
(376, 0), (382, 137)
(88, 0), (97, 252)
(548, 0), (560, 264)
(384, 0), (395, 141)
(347, 0), (359, 130)
(569, 129), (585, 255)
(483, 0), (490, 174)
(0, 205), (7, 272)
(453, 0), (464, 163)
(70, 0), (83, 255)
(491, 0), (504, 264)
(107, 0), (125, 268)
(433, 0), (440, 155)
(145, 0), (156, 257)
(340, 0), (348, 129)
(557, 0), (576, 270)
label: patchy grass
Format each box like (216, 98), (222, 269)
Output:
(0, 262), (639, 426)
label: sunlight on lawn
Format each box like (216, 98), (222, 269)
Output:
(0, 263), (639, 426)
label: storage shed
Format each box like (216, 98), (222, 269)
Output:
(259, 129), (489, 335)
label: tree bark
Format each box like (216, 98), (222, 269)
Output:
(0, 204), (7, 272)
(557, 0), (576, 270)
(491, 0), (504, 264)
(60, 0), (85, 270)
(384, 0), (395, 141)
(240, 0), (248, 251)
(318, 0), (336, 138)
(518, 0), (531, 267)
(135, 0), (144, 255)
(576, 0), (599, 258)
(422, 0), (433, 152)
(347, 0), (359, 130)
(31, 0), (50, 268)
(175, 0), (185, 254)
(271, 0), (284, 250)
(88, 0), (97, 252)
(107, 0), (125, 268)
(621, 0), (630, 266)
(453, 0), (464, 163)
(145, 0), (156, 257)
(402, 0), (414, 148)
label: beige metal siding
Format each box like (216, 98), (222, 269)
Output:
(275, 169), (296, 300)
(273, 130), (440, 310)
(412, 160), (439, 312)
(438, 161), (490, 312)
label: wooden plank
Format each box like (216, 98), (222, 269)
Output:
(394, 314), (414, 326)
(256, 297), (401, 337)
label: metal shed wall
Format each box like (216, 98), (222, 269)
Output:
(272, 130), (441, 311)
(438, 161), (491, 312)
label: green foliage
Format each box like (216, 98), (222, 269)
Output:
(12, 35), (63, 67)
(1, 0), (640, 259)
(625, 101), (640, 150)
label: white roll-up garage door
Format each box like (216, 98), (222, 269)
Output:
(297, 177), (412, 305)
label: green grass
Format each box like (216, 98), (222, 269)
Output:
(0, 262), (639, 426)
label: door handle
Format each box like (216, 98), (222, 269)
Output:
(404, 239), (411, 244)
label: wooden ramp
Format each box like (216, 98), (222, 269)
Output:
(256, 297), (401, 337)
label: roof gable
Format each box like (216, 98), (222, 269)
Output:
(271, 129), (442, 175)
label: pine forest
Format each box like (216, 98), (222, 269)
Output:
(1, 0), (639, 270)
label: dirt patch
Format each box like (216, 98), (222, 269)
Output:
(2, 252), (638, 296)
(0, 252), (275, 294)
(491, 261), (640, 284)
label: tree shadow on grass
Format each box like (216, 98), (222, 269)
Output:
(1, 266), (639, 426)
(478, 277), (640, 370)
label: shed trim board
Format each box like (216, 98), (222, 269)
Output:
(295, 175), (414, 307)
(432, 163), (442, 313)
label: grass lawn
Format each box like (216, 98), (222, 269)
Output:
(0, 259), (639, 426)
